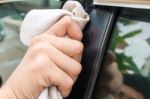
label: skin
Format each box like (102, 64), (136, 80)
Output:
(93, 51), (123, 99)
(0, 16), (83, 99)
(93, 51), (145, 99)
(117, 84), (144, 99)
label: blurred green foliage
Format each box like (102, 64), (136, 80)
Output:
(110, 18), (142, 75)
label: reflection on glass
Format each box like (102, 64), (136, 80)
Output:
(93, 17), (150, 99)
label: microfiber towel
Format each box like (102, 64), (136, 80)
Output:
(20, 1), (90, 99)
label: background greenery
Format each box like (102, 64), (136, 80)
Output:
(109, 18), (142, 75)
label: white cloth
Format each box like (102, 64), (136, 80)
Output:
(20, 1), (89, 99)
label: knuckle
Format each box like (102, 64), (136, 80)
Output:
(31, 34), (46, 45)
(63, 16), (73, 26)
(35, 57), (45, 67)
(76, 63), (82, 76)
(31, 35), (41, 45)
(73, 63), (82, 76)
(30, 42), (48, 56)
(74, 41), (84, 54)
(66, 78), (74, 89)
(32, 43), (44, 51)
(34, 55), (49, 69)
(29, 57), (47, 75)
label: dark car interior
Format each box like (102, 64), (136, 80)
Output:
(0, 0), (150, 99)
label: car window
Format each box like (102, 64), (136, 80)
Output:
(92, 9), (150, 99)
(0, 0), (63, 85)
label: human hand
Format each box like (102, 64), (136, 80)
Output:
(0, 16), (83, 99)
(93, 51), (123, 98)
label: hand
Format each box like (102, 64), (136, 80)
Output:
(0, 16), (83, 99)
(93, 51), (123, 98)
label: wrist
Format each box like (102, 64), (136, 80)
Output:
(0, 85), (17, 99)
(0, 88), (7, 98)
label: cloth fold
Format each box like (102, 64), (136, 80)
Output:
(20, 1), (89, 99)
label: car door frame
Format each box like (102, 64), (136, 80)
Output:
(66, 0), (120, 99)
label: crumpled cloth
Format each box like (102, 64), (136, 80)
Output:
(20, 1), (89, 99)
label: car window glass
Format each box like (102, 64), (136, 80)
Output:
(93, 11), (150, 99)
(0, 0), (63, 86)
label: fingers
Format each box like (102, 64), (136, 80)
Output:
(46, 60), (74, 97)
(29, 40), (82, 97)
(4, 15), (84, 99)
(46, 42), (82, 80)
(107, 63), (123, 91)
(31, 34), (83, 62)
(25, 48), (75, 97)
(30, 16), (84, 97)
(45, 16), (83, 41)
